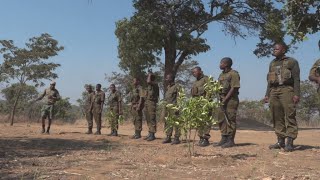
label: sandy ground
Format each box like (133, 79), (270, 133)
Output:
(0, 119), (319, 180)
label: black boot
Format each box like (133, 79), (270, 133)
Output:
(95, 129), (102, 135)
(171, 137), (181, 145)
(147, 132), (156, 141)
(85, 128), (93, 134)
(284, 137), (294, 152)
(162, 136), (172, 144)
(198, 137), (204, 146)
(199, 138), (210, 147)
(213, 135), (228, 147)
(269, 136), (285, 149)
(41, 125), (45, 134)
(111, 130), (118, 136)
(144, 132), (151, 140)
(131, 130), (141, 139)
(46, 127), (50, 134)
(221, 135), (235, 148)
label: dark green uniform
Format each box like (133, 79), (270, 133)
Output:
(191, 75), (211, 139)
(163, 83), (181, 138)
(84, 91), (95, 130)
(266, 56), (300, 139)
(217, 69), (240, 136)
(93, 90), (105, 132)
(309, 59), (320, 82)
(130, 86), (144, 132)
(107, 90), (122, 131)
(39, 88), (61, 119)
(145, 83), (159, 133)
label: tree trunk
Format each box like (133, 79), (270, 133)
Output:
(163, 31), (177, 94)
(10, 87), (22, 126)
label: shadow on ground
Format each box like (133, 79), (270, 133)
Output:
(0, 137), (118, 159)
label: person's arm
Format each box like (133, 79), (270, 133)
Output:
(100, 92), (105, 113)
(53, 90), (61, 101)
(264, 62), (272, 103)
(89, 93), (94, 112)
(137, 88), (145, 111)
(291, 59), (300, 104)
(36, 89), (46, 101)
(309, 60), (320, 84)
(118, 92), (123, 114)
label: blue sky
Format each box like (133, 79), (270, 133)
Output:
(0, 0), (319, 103)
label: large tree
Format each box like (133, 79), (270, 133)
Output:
(115, 0), (285, 91)
(0, 33), (64, 125)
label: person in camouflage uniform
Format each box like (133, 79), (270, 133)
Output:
(130, 78), (144, 139)
(309, 40), (320, 85)
(36, 81), (61, 134)
(162, 74), (181, 145)
(191, 66), (211, 147)
(106, 84), (122, 136)
(144, 73), (159, 141)
(84, 85), (95, 134)
(264, 42), (300, 152)
(93, 84), (105, 135)
(214, 57), (240, 148)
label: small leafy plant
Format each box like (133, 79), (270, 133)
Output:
(165, 76), (222, 156)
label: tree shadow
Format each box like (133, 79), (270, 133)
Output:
(299, 128), (320, 131)
(294, 145), (320, 151)
(0, 137), (120, 180)
(0, 137), (119, 159)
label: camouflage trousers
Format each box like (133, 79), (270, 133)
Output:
(145, 100), (157, 133)
(217, 96), (239, 136)
(162, 108), (181, 138)
(41, 104), (54, 119)
(93, 104), (102, 131)
(109, 106), (119, 131)
(131, 106), (143, 131)
(269, 86), (298, 139)
(85, 110), (93, 129)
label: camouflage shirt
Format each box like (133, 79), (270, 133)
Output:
(191, 75), (209, 97)
(218, 69), (240, 96)
(266, 56), (300, 97)
(84, 91), (95, 111)
(38, 88), (61, 105)
(146, 83), (159, 102)
(164, 83), (180, 104)
(309, 59), (320, 78)
(130, 86), (144, 104)
(107, 90), (121, 107)
(93, 90), (105, 105)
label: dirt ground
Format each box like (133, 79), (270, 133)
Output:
(0, 119), (319, 180)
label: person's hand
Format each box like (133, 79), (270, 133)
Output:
(293, 95), (300, 104)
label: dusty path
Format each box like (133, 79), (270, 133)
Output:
(0, 120), (319, 180)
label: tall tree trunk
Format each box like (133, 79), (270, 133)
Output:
(10, 87), (22, 126)
(163, 31), (177, 94)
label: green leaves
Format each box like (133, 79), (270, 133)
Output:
(165, 76), (221, 150)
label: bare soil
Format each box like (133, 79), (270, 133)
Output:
(0, 119), (319, 180)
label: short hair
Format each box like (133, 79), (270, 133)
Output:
(221, 57), (233, 67)
(149, 73), (156, 81)
(192, 66), (202, 71)
(96, 84), (101, 88)
(110, 84), (115, 87)
(274, 42), (288, 52)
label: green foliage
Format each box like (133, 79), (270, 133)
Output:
(115, 0), (288, 91)
(0, 33), (64, 125)
(165, 76), (221, 156)
(53, 97), (79, 122)
(105, 110), (124, 129)
(282, 0), (320, 43)
(1, 83), (38, 114)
